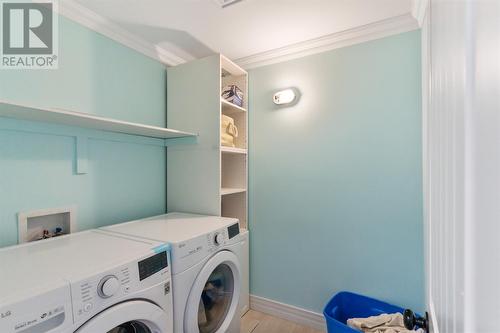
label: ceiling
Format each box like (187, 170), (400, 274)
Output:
(69, 0), (415, 67)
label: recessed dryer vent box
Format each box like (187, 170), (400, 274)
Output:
(18, 206), (76, 243)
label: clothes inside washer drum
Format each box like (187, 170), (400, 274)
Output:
(198, 263), (235, 333)
(107, 321), (151, 333)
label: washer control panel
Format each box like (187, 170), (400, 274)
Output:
(170, 220), (241, 275)
(207, 223), (240, 249)
(207, 222), (240, 250)
(70, 250), (171, 326)
(206, 229), (228, 251)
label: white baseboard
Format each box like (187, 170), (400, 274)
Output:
(249, 295), (326, 331)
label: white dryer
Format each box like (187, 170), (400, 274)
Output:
(0, 230), (173, 333)
(101, 213), (244, 333)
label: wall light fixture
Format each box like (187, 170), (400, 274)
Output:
(273, 89), (297, 105)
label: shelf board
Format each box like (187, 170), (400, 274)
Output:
(0, 100), (197, 139)
(221, 54), (247, 76)
(221, 187), (246, 196)
(221, 98), (246, 114)
(221, 146), (247, 155)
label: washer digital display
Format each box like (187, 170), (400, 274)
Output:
(138, 251), (168, 281)
(227, 223), (239, 239)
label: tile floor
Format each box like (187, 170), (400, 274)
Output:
(241, 310), (325, 333)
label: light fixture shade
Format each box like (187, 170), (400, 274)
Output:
(273, 89), (296, 105)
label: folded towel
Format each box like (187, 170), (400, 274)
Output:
(221, 114), (238, 147)
(347, 313), (424, 333)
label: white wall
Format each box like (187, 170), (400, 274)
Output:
(423, 1), (500, 332)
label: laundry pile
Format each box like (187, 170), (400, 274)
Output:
(347, 313), (425, 333)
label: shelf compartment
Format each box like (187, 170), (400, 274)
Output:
(221, 98), (246, 115)
(221, 54), (247, 77)
(221, 146), (247, 155)
(222, 191), (247, 228)
(221, 111), (246, 149)
(221, 55), (247, 111)
(222, 152), (247, 190)
(221, 188), (246, 196)
(0, 100), (197, 139)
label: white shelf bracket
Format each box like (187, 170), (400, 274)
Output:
(75, 136), (88, 174)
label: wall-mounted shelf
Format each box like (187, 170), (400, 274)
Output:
(0, 100), (196, 140)
(221, 188), (246, 196)
(221, 98), (246, 115)
(221, 146), (247, 155)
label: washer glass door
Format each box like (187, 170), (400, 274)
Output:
(198, 263), (234, 333)
(107, 321), (152, 333)
(75, 300), (167, 333)
(185, 250), (241, 333)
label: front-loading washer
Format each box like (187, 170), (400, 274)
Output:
(101, 213), (244, 333)
(0, 230), (173, 333)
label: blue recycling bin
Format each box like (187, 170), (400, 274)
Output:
(323, 292), (407, 333)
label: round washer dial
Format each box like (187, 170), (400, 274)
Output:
(214, 233), (223, 245)
(98, 275), (120, 298)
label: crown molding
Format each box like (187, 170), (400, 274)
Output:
(235, 14), (419, 69)
(412, 0), (429, 27)
(53, 2), (419, 69)
(57, 0), (187, 66)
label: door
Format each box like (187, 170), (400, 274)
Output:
(75, 300), (169, 333)
(423, 1), (500, 332)
(184, 250), (241, 333)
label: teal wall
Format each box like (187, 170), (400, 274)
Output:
(0, 17), (167, 247)
(248, 31), (423, 313)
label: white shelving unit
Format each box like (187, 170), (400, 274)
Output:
(220, 55), (248, 227)
(0, 100), (196, 139)
(166, 54), (250, 316)
(167, 54), (248, 228)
